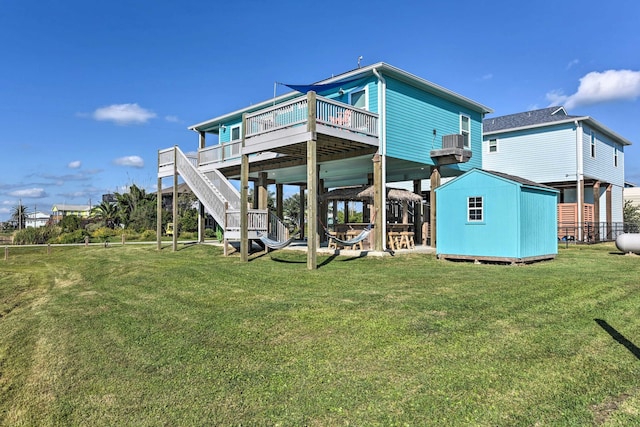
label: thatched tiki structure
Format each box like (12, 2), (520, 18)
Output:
(321, 185), (425, 246)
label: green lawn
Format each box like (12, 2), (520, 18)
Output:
(1, 243), (639, 426)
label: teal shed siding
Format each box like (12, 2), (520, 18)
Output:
(385, 77), (482, 171)
(435, 170), (558, 260)
(519, 187), (558, 258)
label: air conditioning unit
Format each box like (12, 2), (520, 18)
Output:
(442, 134), (465, 149)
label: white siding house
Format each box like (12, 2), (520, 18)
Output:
(483, 107), (632, 241)
(26, 211), (50, 228)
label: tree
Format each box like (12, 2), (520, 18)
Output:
(91, 201), (119, 229)
(282, 193), (304, 231)
(59, 215), (81, 232)
(11, 203), (28, 229)
(248, 188), (275, 209)
(115, 184), (157, 231)
(623, 200), (640, 232)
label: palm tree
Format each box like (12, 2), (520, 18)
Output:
(91, 201), (119, 228)
(11, 203), (28, 230)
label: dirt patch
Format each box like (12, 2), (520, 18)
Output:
(591, 392), (632, 425)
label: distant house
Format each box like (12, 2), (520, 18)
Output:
(625, 186), (640, 209)
(51, 204), (91, 223)
(25, 211), (50, 228)
(483, 107), (632, 241)
(435, 169), (558, 263)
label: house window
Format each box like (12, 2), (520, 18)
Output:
(350, 88), (367, 110)
(468, 196), (483, 222)
(460, 114), (471, 148)
(488, 138), (498, 153)
(614, 145), (619, 167)
(231, 125), (241, 141)
(590, 131), (596, 158)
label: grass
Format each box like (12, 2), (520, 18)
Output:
(1, 243), (640, 426)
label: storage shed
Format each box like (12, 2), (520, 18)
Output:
(435, 169), (559, 263)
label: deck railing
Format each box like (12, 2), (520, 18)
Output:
(199, 93), (379, 168)
(269, 211), (290, 242)
(225, 209), (269, 240)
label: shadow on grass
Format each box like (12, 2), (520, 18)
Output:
(267, 252), (366, 268)
(595, 318), (640, 361)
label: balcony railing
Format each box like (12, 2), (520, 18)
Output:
(198, 93), (379, 168)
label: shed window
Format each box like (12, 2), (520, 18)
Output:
(590, 131), (596, 158)
(488, 138), (497, 153)
(468, 196), (483, 222)
(614, 145), (619, 167)
(460, 114), (470, 148)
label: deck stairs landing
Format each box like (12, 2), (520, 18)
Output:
(159, 146), (289, 244)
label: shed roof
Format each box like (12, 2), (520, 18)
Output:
(435, 169), (559, 193)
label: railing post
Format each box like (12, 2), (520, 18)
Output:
(4, 246), (8, 261)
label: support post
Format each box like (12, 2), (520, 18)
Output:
(240, 154), (249, 262)
(299, 186), (305, 240)
(430, 166), (441, 248)
(223, 202), (229, 257)
(276, 184), (284, 220)
(593, 181), (601, 241)
(372, 153), (383, 251)
(198, 132), (206, 243)
(240, 113), (249, 262)
(578, 177), (585, 242)
(258, 172), (268, 210)
(606, 184), (612, 239)
(306, 91), (318, 270)
(157, 176), (162, 250)
(173, 147), (178, 252)
(413, 179), (422, 245)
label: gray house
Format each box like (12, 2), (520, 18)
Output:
(483, 107), (632, 241)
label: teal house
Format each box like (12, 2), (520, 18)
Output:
(157, 62), (492, 269)
(435, 169), (559, 263)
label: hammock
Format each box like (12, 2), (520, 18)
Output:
(257, 232), (298, 250)
(320, 209), (377, 248)
(328, 226), (372, 246)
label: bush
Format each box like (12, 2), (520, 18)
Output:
(179, 231), (197, 240)
(13, 226), (61, 245)
(91, 227), (117, 242)
(53, 229), (89, 244)
(139, 230), (156, 241)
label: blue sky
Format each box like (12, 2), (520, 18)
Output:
(1, 0), (639, 221)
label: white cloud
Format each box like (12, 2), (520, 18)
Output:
(547, 69), (640, 109)
(114, 155), (144, 168)
(68, 160), (82, 169)
(92, 103), (156, 125)
(566, 59), (579, 70)
(165, 115), (181, 123)
(481, 73), (493, 81)
(9, 188), (47, 198)
(0, 207), (9, 215)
